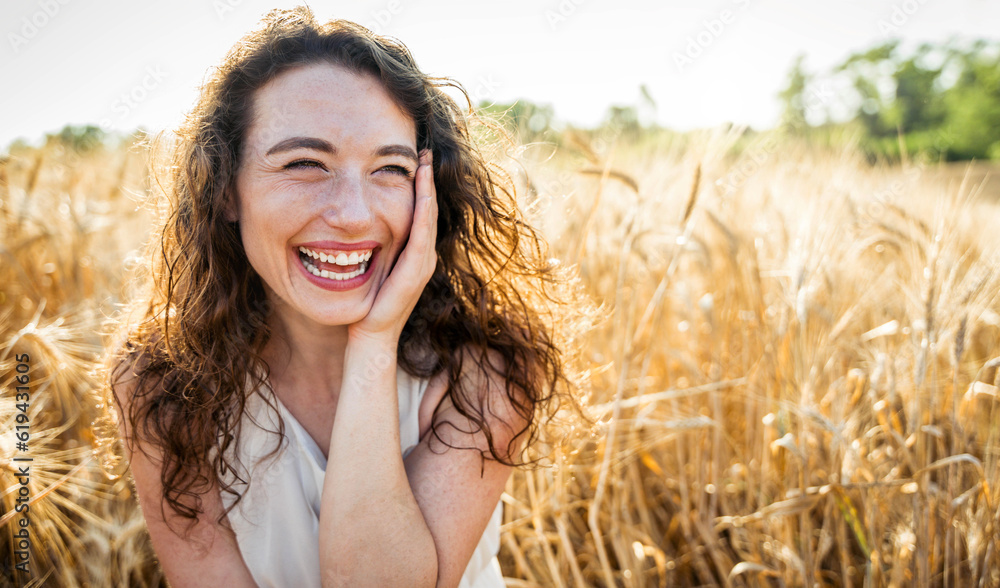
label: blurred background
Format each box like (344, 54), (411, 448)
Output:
(2, 2), (1000, 587)
(3, 0), (1000, 163)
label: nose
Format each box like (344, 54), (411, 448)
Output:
(320, 174), (374, 235)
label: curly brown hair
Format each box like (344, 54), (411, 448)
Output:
(98, 5), (587, 531)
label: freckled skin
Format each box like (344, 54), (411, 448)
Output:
(233, 62), (418, 328)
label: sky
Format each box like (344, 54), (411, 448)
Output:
(1, 0), (998, 149)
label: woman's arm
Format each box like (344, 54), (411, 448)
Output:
(319, 341), (524, 588)
(315, 148), (437, 587)
(317, 150), (525, 587)
(112, 369), (260, 588)
(318, 339), (437, 587)
(404, 348), (527, 587)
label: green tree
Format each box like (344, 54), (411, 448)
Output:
(778, 54), (810, 131)
(476, 99), (556, 142)
(835, 41), (901, 138)
(46, 124), (106, 152)
(602, 105), (640, 138)
(823, 39), (1000, 161)
(887, 45), (945, 133)
(941, 41), (1000, 160)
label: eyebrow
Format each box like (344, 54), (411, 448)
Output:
(374, 144), (419, 166)
(265, 136), (335, 157)
(265, 136), (419, 166)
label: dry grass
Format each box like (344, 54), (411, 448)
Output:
(1, 139), (163, 587)
(2, 129), (999, 587)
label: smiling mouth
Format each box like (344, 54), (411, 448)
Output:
(297, 246), (373, 281)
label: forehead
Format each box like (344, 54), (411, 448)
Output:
(244, 62), (416, 152)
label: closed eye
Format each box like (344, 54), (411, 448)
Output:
(380, 164), (414, 179)
(284, 159), (326, 171)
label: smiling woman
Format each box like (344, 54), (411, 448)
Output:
(233, 63), (419, 319)
(96, 5), (585, 588)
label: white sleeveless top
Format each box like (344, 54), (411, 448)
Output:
(215, 367), (505, 588)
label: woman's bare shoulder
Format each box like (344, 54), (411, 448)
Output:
(415, 345), (529, 457)
(125, 423), (259, 586)
(109, 350), (259, 587)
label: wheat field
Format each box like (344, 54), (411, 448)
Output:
(2, 126), (999, 587)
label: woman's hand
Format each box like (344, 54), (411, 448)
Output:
(348, 149), (437, 346)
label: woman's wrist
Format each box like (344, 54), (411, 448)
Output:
(342, 331), (399, 388)
(345, 327), (399, 355)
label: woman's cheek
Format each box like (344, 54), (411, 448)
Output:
(376, 186), (417, 239)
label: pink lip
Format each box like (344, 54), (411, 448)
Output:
(297, 240), (380, 252)
(292, 246), (379, 292)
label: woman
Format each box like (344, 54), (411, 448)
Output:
(102, 6), (581, 588)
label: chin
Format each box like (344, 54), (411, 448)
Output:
(306, 301), (374, 327)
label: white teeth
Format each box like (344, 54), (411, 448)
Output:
(299, 254), (369, 281)
(298, 246), (373, 266)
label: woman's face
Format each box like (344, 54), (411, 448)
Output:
(232, 62), (419, 328)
